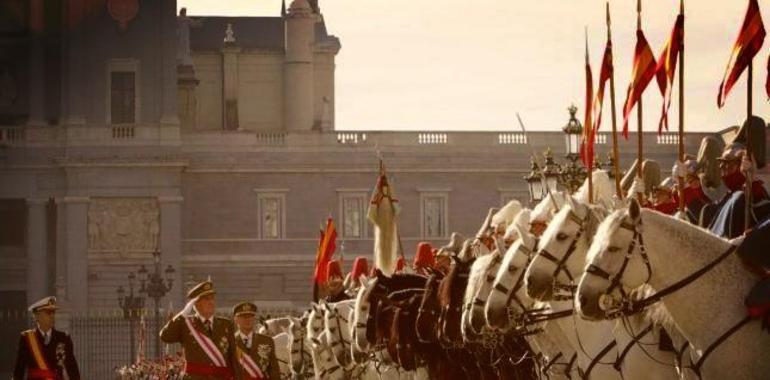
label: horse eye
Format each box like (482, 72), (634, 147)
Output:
(608, 246), (621, 253)
(556, 232), (569, 241)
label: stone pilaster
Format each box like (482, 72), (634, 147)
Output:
(159, 196), (184, 307)
(26, 198), (48, 304)
(221, 44), (241, 131)
(56, 197), (90, 310)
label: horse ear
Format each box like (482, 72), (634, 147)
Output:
(629, 198), (642, 222)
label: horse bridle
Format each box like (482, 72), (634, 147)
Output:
(582, 215), (749, 379)
(584, 220), (652, 318)
(537, 209), (590, 300)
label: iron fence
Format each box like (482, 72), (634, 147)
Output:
(1, 306), (304, 379)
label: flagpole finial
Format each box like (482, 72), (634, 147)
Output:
(637, 0), (642, 30)
(584, 26), (590, 63)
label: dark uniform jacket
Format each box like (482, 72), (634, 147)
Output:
(160, 315), (237, 380)
(13, 328), (81, 380)
(233, 331), (281, 380)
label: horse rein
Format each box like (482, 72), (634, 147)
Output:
(537, 209), (591, 300)
(584, 216), (752, 378)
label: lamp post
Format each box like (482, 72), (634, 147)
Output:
(559, 105), (588, 193)
(117, 272), (144, 363)
(524, 157), (544, 203)
(137, 250), (175, 359)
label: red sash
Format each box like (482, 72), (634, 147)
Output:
(185, 362), (233, 379)
(26, 368), (59, 380)
(236, 346), (265, 380)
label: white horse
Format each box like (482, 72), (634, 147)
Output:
(287, 315), (314, 379)
(307, 302), (345, 379)
(258, 316), (294, 337)
(484, 209), (578, 379)
(324, 300), (357, 370)
(577, 200), (770, 379)
(526, 196), (681, 379)
(272, 332), (293, 379)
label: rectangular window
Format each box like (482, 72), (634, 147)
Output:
(258, 194), (284, 239)
(421, 193), (448, 238)
(110, 71), (136, 124)
(341, 194), (366, 238)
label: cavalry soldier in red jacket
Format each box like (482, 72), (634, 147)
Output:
(13, 296), (81, 380)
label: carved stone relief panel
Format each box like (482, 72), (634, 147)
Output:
(88, 197), (160, 253)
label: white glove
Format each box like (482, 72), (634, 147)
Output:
(177, 298), (196, 319)
(673, 210), (688, 221)
(741, 155), (756, 176)
(672, 161), (688, 179)
(629, 179), (646, 195)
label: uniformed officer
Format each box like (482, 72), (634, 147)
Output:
(160, 280), (236, 379)
(13, 296), (81, 380)
(232, 302), (280, 380)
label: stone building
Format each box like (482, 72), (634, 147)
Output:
(0, 0), (767, 373)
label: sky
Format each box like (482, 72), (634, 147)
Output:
(178, 0), (770, 132)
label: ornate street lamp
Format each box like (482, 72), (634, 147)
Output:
(558, 105), (588, 193)
(524, 157), (544, 203)
(138, 250), (175, 359)
(542, 148), (561, 192)
(563, 104), (583, 160)
(117, 271), (144, 363)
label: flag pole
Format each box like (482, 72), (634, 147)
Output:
(636, 0), (644, 186)
(677, 0), (686, 213)
(585, 27), (594, 204)
(607, 1), (623, 199)
(745, 60), (754, 231)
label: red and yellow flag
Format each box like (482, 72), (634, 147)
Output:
(718, 0), (765, 108)
(656, 14), (684, 133)
(622, 29), (659, 138)
(580, 36), (595, 169)
(592, 41), (613, 134)
(313, 218), (337, 285)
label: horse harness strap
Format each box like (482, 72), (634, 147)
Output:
(612, 323), (654, 372)
(585, 221), (652, 300)
(579, 339), (618, 380)
(685, 315), (754, 378)
(628, 244), (737, 314)
(541, 212), (586, 282)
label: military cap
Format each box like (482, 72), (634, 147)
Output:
(28, 296), (58, 313)
(187, 280), (215, 300)
(232, 301), (258, 317)
(717, 142), (746, 162)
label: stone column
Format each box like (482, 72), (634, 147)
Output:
(159, 196), (184, 307)
(26, 198), (48, 304)
(221, 43), (241, 131)
(284, 0), (315, 132)
(27, 0), (46, 126)
(160, 0), (181, 141)
(56, 197), (90, 310)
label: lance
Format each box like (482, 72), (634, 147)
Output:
(678, 0), (686, 214)
(636, 0), (644, 184)
(516, 113), (560, 212)
(745, 63), (754, 231)
(607, 1), (623, 199)
(585, 26), (594, 204)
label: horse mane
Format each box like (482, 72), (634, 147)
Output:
(376, 271), (428, 291)
(463, 253), (498, 306)
(439, 258), (473, 306)
(574, 170), (614, 207)
(492, 200), (523, 230)
(631, 284), (677, 333)
(531, 191), (565, 222)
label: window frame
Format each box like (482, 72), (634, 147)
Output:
(336, 189), (369, 240)
(106, 59), (140, 125)
(419, 190), (450, 239)
(255, 190), (288, 240)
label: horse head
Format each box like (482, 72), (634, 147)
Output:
(576, 199), (651, 320)
(525, 195), (604, 302)
(485, 218), (538, 332)
(438, 255), (474, 345)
